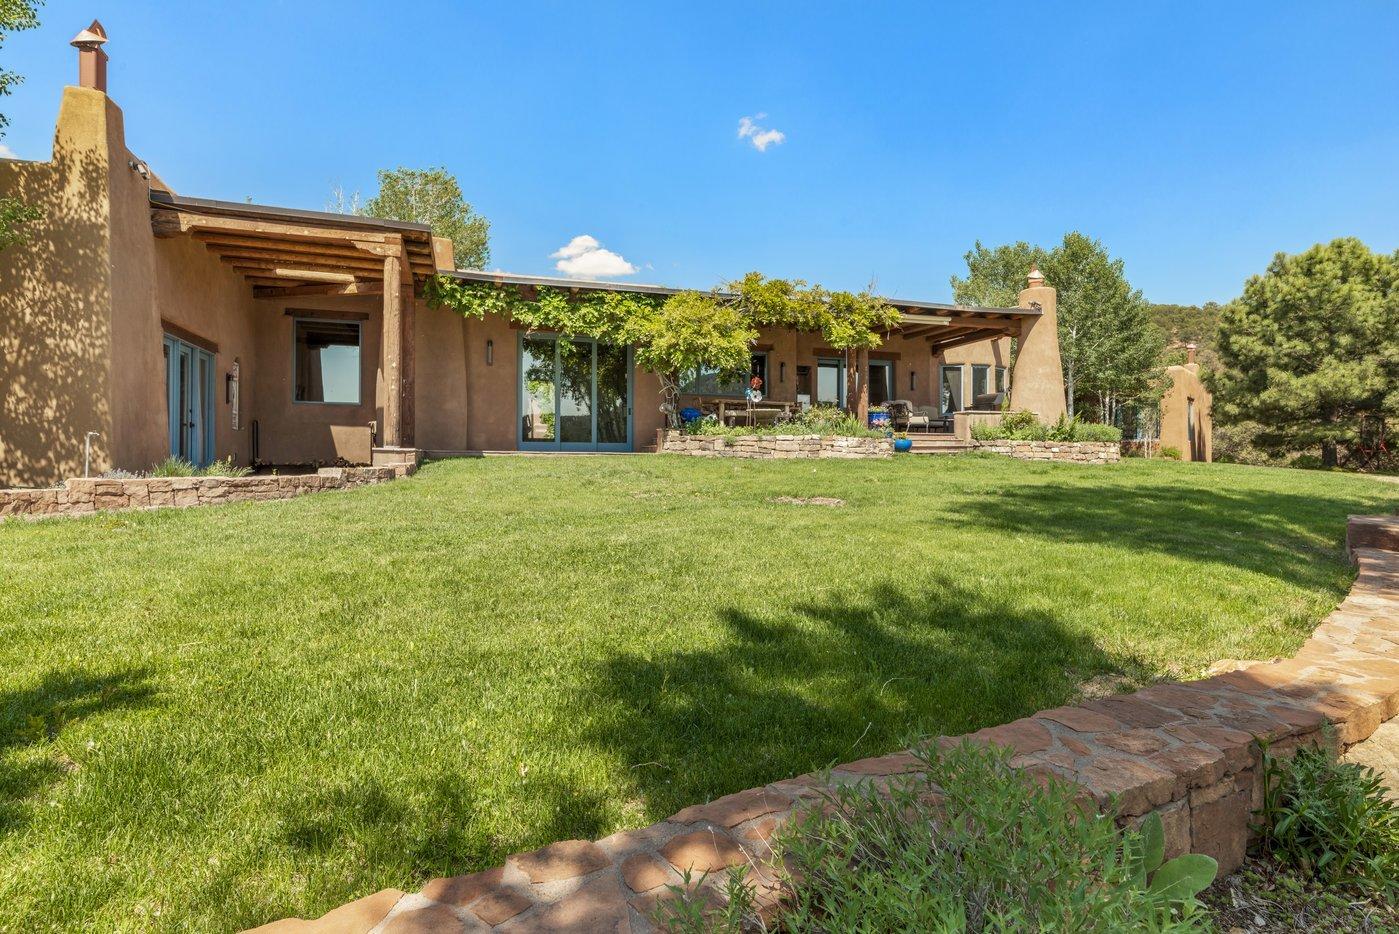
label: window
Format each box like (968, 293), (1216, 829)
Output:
(994, 366), (1007, 393)
(294, 319), (361, 404)
(679, 353), (767, 397)
(939, 365), (964, 415)
(971, 364), (989, 401)
(816, 357), (844, 407)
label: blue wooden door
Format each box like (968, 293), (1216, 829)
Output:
(163, 335), (215, 466)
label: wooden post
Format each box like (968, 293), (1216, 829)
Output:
(401, 283), (416, 447)
(382, 252), (403, 448)
(855, 347), (870, 423)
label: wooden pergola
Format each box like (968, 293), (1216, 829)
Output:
(149, 192), (452, 450)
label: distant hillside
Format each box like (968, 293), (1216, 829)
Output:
(1149, 301), (1222, 346)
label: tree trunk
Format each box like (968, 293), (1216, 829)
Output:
(1321, 441), (1338, 468)
(844, 349), (857, 413)
(1064, 362), (1076, 419)
(855, 347), (870, 423)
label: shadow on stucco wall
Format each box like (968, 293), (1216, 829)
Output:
(0, 102), (113, 488)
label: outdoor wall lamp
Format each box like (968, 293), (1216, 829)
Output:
(779, 362), (786, 383)
(910, 370), (917, 392)
(486, 339), (494, 365)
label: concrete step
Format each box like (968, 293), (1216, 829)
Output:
(907, 437), (972, 455)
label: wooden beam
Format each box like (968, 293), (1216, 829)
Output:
(225, 259), (383, 279)
(152, 208), (389, 244)
(929, 327), (1007, 352)
(212, 247), (387, 272)
(194, 232), (384, 257)
(228, 262), (355, 281)
(255, 281), (385, 299)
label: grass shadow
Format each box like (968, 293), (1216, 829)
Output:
(0, 667), (156, 835)
(577, 576), (1144, 820)
(947, 479), (1386, 590)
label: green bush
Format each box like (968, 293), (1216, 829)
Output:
(661, 741), (1215, 932)
(1255, 743), (1399, 893)
(973, 411), (1123, 443)
(1158, 446), (1183, 461)
(148, 457), (253, 478)
(200, 457), (253, 478)
(688, 405), (883, 439)
(149, 457), (198, 477)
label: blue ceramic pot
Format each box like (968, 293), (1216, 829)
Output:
(893, 437), (913, 453)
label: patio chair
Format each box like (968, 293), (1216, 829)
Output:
(916, 405), (953, 433)
(887, 400), (929, 432)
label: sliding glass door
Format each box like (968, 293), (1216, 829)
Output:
(519, 335), (632, 451)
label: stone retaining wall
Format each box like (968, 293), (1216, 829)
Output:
(254, 513), (1399, 934)
(0, 466), (413, 521)
(972, 439), (1121, 463)
(662, 432), (891, 459)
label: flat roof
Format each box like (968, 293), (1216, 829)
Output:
(149, 191), (435, 238)
(443, 269), (1036, 318)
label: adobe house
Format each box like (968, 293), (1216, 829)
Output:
(0, 24), (1067, 487)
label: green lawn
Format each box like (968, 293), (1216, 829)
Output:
(0, 455), (1393, 931)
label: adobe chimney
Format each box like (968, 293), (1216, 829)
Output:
(70, 20), (108, 93)
(1026, 264), (1045, 288)
(1186, 342), (1197, 365)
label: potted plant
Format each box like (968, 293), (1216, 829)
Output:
(868, 405), (890, 429)
(892, 431), (913, 453)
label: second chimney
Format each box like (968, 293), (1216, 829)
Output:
(70, 20), (109, 93)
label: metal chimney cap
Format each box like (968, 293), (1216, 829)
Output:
(70, 20), (108, 49)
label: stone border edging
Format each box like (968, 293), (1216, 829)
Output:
(250, 514), (1399, 934)
(661, 432), (891, 459)
(0, 466), (414, 521)
(970, 439), (1121, 463)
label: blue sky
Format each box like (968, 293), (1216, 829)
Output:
(4, 2), (1397, 305)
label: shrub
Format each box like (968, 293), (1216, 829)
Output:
(660, 741), (1216, 932)
(150, 457), (197, 477)
(148, 457), (253, 478)
(688, 405), (883, 439)
(1158, 446), (1183, 461)
(973, 411), (1123, 443)
(200, 457), (253, 478)
(1255, 743), (1399, 893)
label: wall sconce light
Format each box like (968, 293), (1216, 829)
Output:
(779, 362), (786, 383)
(910, 370), (917, 392)
(486, 339), (494, 365)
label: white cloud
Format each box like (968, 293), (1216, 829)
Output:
(737, 114), (786, 152)
(0, 143), (18, 159)
(550, 234), (638, 278)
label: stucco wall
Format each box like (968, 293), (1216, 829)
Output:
(414, 303), (470, 452)
(1160, 362), (1212, 462)
(252, 294), (383, 466)
(0, 87), (116, 486)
